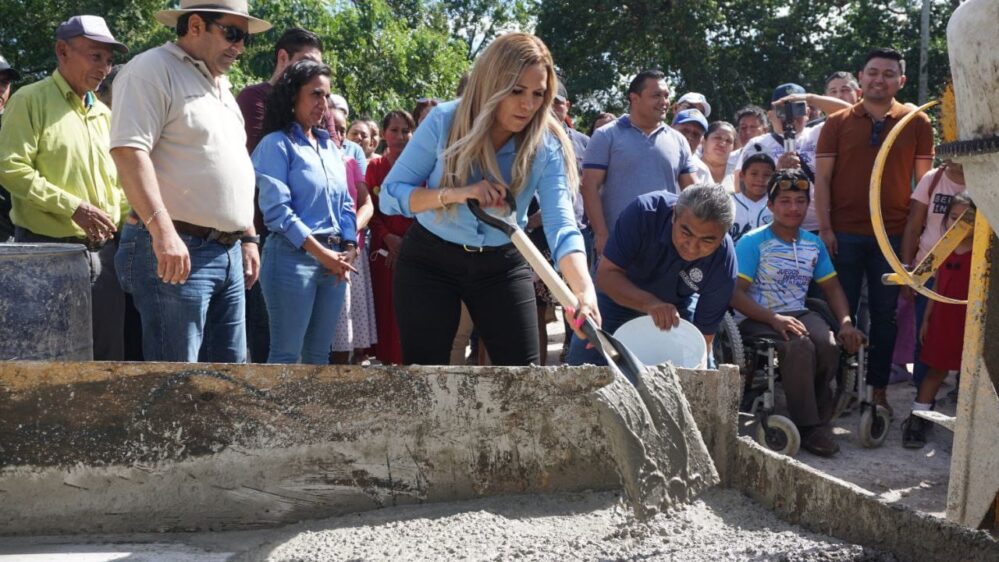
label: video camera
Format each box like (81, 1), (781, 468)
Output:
(775, 100), (807, 153)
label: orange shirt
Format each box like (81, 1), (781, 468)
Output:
(816, 100), (934, 236)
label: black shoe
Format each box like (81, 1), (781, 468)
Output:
(902, 415), (928, 449)
(801, 425), (840, 457)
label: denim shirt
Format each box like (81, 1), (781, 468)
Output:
(252, 124), (357, 249)
(379, 100), (584, 264)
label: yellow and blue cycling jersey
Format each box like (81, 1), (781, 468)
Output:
(735, 224), (836, 315)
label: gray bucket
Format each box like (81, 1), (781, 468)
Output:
(0, 243), (92, 361)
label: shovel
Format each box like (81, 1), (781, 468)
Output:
(466, 192), (719, 515)
(466, 194), (643, 384)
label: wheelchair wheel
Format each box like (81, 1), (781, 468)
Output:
(712, 312), (745, 372)
(858, 405), (891, 448)
(755, 415), (800, 456)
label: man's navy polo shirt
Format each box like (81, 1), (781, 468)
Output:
(582, 114), (694, 231)
(602, 191), (737, 334)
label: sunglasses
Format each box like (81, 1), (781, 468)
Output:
(768, 177), (810, 198)
(870, 119), (885, 147)
(210, 22), (252, 46)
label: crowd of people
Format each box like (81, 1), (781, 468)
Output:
(0, 0), (969, 457)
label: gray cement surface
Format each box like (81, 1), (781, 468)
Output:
(0, 489), (893, 562)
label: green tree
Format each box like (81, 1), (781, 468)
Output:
(0, 0), (170, 81)
(537, 0), (957, 126)
(0, 0), (471, 121)
(243, 0), (469, 118)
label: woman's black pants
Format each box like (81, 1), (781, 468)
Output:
(393, 222), (541, 366)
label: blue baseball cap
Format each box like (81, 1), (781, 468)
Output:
(56, 15), (128, 54)
(772, 83), (806, 102)
(672, 108), (708, 131)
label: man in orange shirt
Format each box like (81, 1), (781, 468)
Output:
(814, 48), (934, 413)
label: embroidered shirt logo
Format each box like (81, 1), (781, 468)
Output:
(680, 267), (703, 291)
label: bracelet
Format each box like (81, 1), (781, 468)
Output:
(145, 208), (166, 226)
(438, 187), (450, 208)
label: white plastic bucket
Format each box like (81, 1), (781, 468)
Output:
(613, 316), (707, 369)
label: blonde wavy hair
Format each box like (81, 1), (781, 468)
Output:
(440, 33), (578, 197)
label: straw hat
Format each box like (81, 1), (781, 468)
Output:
(155, 1), (272, 34)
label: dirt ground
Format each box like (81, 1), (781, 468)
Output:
(789, 374), (957, 517)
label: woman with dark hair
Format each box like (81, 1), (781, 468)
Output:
(251, 60), (357, 364)
(380, 32), (598, 366)
(701, 121), (737, 191)
(366, 109), (416, 364)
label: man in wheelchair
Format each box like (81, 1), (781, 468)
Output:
(731, 168), (865, 456)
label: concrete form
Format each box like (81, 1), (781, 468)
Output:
(1, 359), (997, 560)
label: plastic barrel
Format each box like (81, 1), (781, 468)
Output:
(0, 243), (93, 360)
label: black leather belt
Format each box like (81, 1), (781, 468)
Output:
(172, 220), (243, 246)
(128, 211), (243, 246)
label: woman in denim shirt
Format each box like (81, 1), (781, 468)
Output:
(380, 33), (599, 366)
(252, 60), (357, 364)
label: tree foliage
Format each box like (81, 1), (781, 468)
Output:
(0, 0), (471, 121)
(1, 0), (959, 127)
(537, 0), (959, 125)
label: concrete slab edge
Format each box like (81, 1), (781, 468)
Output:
(731, 436), (999, 562)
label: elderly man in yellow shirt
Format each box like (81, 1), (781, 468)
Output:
(0, 15), (129, 360)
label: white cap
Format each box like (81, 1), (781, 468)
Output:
(676, 92), (711, 119)
(327, 93), (349, 117)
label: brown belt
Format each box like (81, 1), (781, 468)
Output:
(129, 211), (243, 246)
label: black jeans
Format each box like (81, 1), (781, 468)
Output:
(393, 222), (540, 366)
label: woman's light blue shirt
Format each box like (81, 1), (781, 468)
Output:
(379, 100), (584, 263)
(253, 124), (357, 249)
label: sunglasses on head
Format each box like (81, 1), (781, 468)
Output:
(210, 22), (252, 46)
(768, 176), (810, 198)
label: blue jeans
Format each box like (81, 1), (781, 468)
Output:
(260, 234), (347, 364)
(834, 233), (901, 388)
(912, 277), (934, 386)
(115, 222), (246, 363)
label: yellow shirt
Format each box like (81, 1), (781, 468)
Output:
(0, 70), (127, 238)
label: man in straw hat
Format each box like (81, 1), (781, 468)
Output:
(110, 1), (271, 362)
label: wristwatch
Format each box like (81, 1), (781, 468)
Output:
(343, 240), (358, 250)
(240, 235), (261, 245)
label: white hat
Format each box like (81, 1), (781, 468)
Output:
(676, 92), (711, 119)
(327, 94), (349, 117)
(156, 0), (272, 34)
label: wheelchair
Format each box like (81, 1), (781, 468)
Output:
(712, 298), (891, 456)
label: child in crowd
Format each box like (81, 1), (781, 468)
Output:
(901, 192), (974, 449)
(899, 161), (967, 387)
(730, 153), (776, 242)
